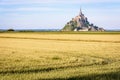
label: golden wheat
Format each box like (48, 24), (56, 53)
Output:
(0, 32), (120, 80)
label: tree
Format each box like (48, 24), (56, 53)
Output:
(7, 29), (15, 31)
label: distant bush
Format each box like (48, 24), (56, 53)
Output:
(7, 29), (15, 31)
(52, 56), (61, 60)
(19, 30), (35, 32)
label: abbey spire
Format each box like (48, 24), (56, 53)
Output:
(79, 8), (82, 15)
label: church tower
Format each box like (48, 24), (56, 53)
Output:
(79, 8), (83, 16)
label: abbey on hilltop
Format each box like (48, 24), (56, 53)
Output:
(61, 8), (105, 31)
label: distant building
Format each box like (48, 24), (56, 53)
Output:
(62, 8), (105, 31)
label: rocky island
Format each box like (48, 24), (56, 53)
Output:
(62, 8), (105, 31)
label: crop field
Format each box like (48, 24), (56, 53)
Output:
(0, 32), (120, 80)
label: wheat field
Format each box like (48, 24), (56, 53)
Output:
(0, 32), (120, 80)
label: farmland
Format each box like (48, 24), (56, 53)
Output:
(0, 32), (120, 80)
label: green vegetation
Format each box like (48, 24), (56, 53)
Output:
(7, 29), (15, 31)
(62, 21), (77, 31)
(0, 32), (120, 80)
(0, 30), (120, 34)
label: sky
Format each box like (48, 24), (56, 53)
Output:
(0, 0), (120, 29)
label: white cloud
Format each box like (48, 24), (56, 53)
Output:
(17, 7), (60, 11)
(0, 0), (120, 5)
(0, 7), (62, 12)
(0, 6), (78, 12)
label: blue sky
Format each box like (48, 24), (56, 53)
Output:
(0, 0), (120, 29)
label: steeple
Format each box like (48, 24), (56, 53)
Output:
(79, 7), (82, 15)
